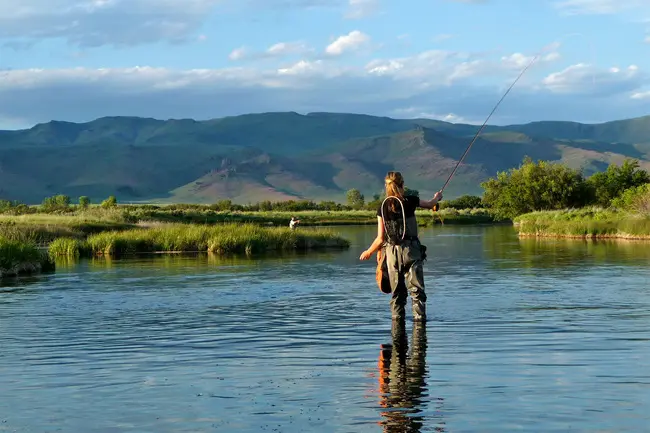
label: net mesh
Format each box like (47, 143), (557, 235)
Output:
(381, 196), (406, 245)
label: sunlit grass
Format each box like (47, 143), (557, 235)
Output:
(0, 237), (55, 278)
(514, 208), (650, 239)
(48, 223), (350, 257)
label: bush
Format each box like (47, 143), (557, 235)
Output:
(586, 159), (650, 207)
(611, 183), (650, 215)
(481, 157), (590, 220)
(440, 195), (483, 210)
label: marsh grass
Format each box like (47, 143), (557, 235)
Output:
(515, 208), (650, 239)
(0, 214), (137, 244)
(49, 223), (350, 257)
(0, 237), (55, 278)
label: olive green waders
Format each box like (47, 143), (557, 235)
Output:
(382, 214), (427, 321)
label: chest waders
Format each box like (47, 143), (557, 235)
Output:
(376, 196), (428, 322)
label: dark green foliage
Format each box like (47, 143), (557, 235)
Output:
(481, 157), (589, 220)
(585, 159), (650, 207)
(42, 194), (71, 212)
(440, 195), (483, 210)
(79, 196), (90, 208)
(101, 195), (117, 208)
(346, 189), (365, 209)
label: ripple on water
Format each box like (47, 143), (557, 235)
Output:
(2, 227), (650, 432)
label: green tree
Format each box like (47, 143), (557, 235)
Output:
(441, 195), (483, 210)
(481, 157), (589, 220)
(586, 159), (650, 207)
(346, 188), (365, 209)
(101, 195), (117, 208)
(611, 183), (650, 214)
(42, 194), (71, 212)
(79, 196), (91, 208)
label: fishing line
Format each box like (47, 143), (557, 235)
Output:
(438, 33), (597, 194)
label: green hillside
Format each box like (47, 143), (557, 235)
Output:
(0, 112), (649, 204)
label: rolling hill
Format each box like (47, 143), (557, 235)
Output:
(1, 112), (649, 204)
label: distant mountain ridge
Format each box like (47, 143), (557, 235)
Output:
(1, 112), (649, 204)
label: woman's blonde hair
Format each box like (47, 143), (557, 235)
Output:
(384, 171), (405, 212)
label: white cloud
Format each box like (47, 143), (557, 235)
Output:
(0, 0), (223, 47)
(345, 0), (378, 18)
(631, 90), (650, 99)
(229, 41), (313, 61)
(553, 0), (645, 15)
(325, 30), (371, 56)
(0, 50), (646, 128)
(542, 63), (643, 95)
(229, 47), (248, 61)
(0, 0), (361, 47)
(645, 35), (650, 43)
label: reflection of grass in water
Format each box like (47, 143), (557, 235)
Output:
(486, 233), (650, 269)
(49, 223), (350, 258)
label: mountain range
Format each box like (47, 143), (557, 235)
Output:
(1, 112), (649, 204)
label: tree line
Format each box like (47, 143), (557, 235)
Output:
(1, 157), (648, 218)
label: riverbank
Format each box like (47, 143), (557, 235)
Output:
(514, 208), (650, 240)
(0, 207), (500, 240)
(48, 223), (350, 257)
(0, 238), (55, 278)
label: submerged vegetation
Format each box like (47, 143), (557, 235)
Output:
(48, 223), (350, 257)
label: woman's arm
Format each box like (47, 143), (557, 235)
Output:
(419, 191), (443, 209)
(359, 216), (385, 260)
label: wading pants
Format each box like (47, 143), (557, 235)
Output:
(384, 239), (426, 321)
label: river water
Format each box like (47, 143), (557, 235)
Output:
(2, 225), (650, 432)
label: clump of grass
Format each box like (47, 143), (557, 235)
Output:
(48, 238), (89, 257)
(514, 208), (650, 239)
(52, 223), (350, 257)
(0, 237), (55, 278)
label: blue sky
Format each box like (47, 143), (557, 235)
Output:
(0, 0), (648, 129)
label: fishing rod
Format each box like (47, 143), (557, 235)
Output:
(437, 33), (597, 195)
(438, 55), (541, 194)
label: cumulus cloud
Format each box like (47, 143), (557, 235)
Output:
(0, 50), (646, 128)
(325, 30), (371, 56)
(541, 63), (643, 95)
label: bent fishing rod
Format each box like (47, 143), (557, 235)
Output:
(437, 46), (553, 195)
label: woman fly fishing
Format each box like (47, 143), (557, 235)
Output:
(359, 171), (442, 322)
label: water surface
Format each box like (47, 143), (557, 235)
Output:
(2, 225), (650, 432)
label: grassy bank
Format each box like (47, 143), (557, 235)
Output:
(121, 207), (498, 227)
(48, 223), (350, 257)
(0, 213), (136, 244)
(0, 237), (55, 278)
(0, 207), (499, 244)
(514, 208), (650, 239)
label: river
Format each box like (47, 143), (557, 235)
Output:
(2, 225), (650, 432)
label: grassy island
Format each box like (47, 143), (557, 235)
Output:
(515, 208), (650, 240)
(48, 223), (350, 257)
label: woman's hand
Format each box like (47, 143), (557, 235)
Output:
(359, 249), (373, 260)
(433, 191), (443, 202)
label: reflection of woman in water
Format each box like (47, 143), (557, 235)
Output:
(377, 319), (446, 432)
